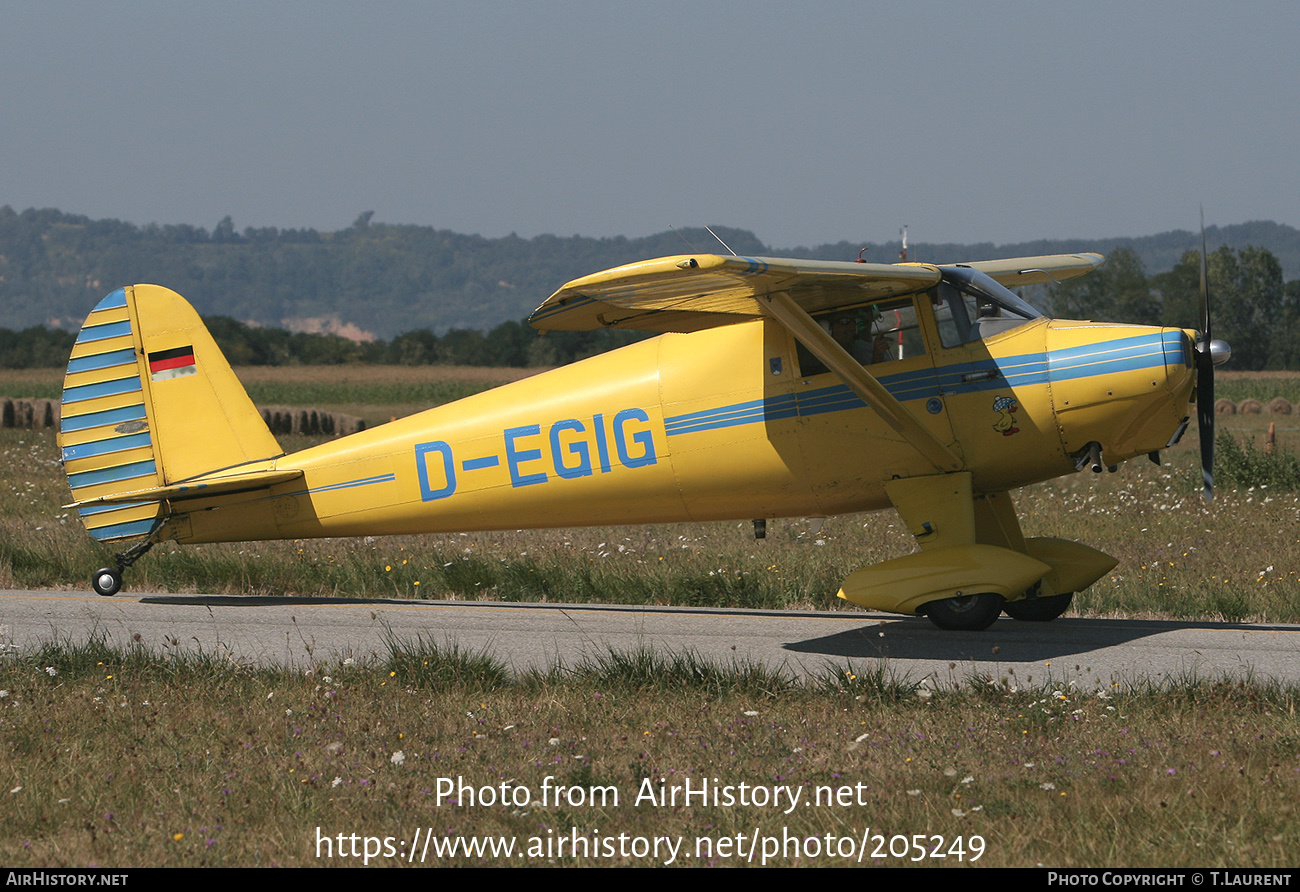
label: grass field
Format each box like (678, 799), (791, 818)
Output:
(1, 637), (1296, 868)
(3, 366), (1300, 867)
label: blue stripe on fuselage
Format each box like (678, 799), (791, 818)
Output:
(664, 332), (1178, 436)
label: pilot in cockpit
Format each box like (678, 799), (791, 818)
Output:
(830, 310), (893, 364)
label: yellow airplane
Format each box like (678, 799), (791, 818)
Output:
(57, 246), (1230, 630)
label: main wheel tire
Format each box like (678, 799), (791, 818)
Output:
(921, 593), (1004, 631)
(1004, 592), (1074, 622)
(91, 567), (122, 597)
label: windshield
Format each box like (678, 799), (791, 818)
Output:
(934, 266), (1042, 348)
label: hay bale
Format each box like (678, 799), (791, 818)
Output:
(0, 398), (60, 429)
(337, 414), (366, 435)
(1214, 398), (1236, 415)
(1268, 397), (1293, 415)
(254, 405), (362, 438)
(1238, 399), (1263, 414)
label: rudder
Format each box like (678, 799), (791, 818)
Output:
(60, 285), (282, 542)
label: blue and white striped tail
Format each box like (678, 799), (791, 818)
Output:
(59, 289), (163, 542)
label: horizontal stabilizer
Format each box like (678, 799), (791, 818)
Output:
(66, 467), (303, 509)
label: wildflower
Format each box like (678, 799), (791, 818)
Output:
(1039, 782), (1056, 791)
(906, 790), (921, 796)
(332, 776), (343, 787)
(44, 666), (57, 677)
(390, 751), (405, 766)
(744, 710), (759, 716)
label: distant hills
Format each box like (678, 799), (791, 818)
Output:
(2, 206), (1296, 339)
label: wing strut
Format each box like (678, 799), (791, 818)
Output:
(762, 291), (963, 473)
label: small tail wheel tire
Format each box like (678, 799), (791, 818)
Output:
(92, 567), (122, 597)
(1004, 592), (1074, 622)
(922, 593), (1004, 631)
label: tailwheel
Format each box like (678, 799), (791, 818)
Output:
(1004, 592), (1074, 622)
(920, 593), (1004, 631)
(92, 567), (122, 597)
(88, 518), (166, 598)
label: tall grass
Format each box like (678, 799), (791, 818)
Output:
(1216, 429), (1300, 490)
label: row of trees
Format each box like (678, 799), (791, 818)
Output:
(7, 204), (1300, 346)
(0, 205), (766, 337)
(1047, 245), (1298, 370)
(0, 316), (647, 370)
(3, 226), (1293, 371)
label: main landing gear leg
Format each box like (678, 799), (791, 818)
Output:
(838, 478), (1115, 630)
(91, 517), (166, 597)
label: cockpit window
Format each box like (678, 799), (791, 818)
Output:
(934, 266), (1041, 348)
(797, 297), (925, 376)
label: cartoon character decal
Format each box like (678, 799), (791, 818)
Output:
(992, 395), (1020, 436)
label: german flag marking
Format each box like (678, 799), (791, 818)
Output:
(148, 345), (196, 381)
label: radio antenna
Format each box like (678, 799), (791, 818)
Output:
(705, 226), (739, 256)
(670, 225), (700, 253)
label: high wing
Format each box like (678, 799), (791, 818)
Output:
(958, 253), (1105, 288)
(528, 252), (1103, 334)
(528, 255), (941, 333)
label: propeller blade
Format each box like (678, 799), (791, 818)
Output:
(1197, 208), (1214, 500)
(1197, 342), (1214, 500)
(1199, 207), (1212, 342)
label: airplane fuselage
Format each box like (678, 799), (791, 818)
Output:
(164, 311), (1195, 546)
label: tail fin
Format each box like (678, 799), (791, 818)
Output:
(60, 285), (283, 542)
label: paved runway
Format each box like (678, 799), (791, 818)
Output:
(5, 588), (1300, 688)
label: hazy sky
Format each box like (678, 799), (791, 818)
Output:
(3, 2), (1296, 249)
